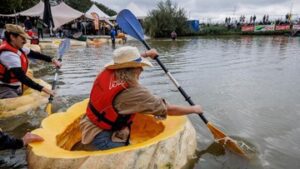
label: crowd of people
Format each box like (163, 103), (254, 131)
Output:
(220, 13), (300, 30)
(0, 16), (122, 41)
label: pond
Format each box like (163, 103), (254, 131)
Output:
(1, 36), (300, 169)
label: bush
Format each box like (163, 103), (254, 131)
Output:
(143, 0), (188, 38)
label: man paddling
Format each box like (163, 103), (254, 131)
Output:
(0, 24), (61, 99)
(80, 46), (203, 150)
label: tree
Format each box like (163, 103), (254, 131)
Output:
(64, 0), (92, 12)
(0, 0), (39, 14)
(144, 0), (188, 38)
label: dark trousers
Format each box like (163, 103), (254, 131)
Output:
(0, 85), (21, 99)
(38, 28), (43, 39)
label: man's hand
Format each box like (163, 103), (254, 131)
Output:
(42, 87), (55, 96)
(22, 132), (44, 146)
(52, 59), (62, 68)
(142, 49), (159, 59)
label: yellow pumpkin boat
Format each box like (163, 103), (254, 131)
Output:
(39, 39), (86, 49)
(28, 99), (197, 169)
(86, 38), (106, 47)
(0, 77), (50, 131)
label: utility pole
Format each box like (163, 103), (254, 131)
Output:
(290, 0), (293, 20)
(233, 6), (237, 20)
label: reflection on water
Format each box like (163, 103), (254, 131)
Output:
(1, 36), (300, 169)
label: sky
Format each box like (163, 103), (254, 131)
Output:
(93, 0), (300, 23)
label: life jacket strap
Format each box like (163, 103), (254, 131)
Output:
(88, 101), (115, 126)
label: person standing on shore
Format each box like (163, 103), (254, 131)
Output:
(171, 31), (177, 40)
(24, 17), (32, 31)
(110, 27), (116, 45)
(36, 19), (44, 39)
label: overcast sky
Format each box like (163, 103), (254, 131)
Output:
(94, 0), (300, 22)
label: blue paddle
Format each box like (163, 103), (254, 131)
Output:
(116, 9), (247, 157)
(45, 38), (70, 114)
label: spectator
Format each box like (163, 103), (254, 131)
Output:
(171, 31), (177, 40)
(24, 17), (33, 30)
(77, 19), (84, 33)
(36, 19), (45, 39)
(110, 27), (116, 45)
(253, 15), (256, 24)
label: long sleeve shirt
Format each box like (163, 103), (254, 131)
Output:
(0, 131), (23, 150)
(0, 47), (53, 91)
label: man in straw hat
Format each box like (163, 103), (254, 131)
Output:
(80, 46), (203, 150)
(0, 24), (61, 99)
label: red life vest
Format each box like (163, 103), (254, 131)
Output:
(0, 42), (29, 84)
(86, 69), (136, 130)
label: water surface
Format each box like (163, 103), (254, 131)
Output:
(1, 36), (300, 169)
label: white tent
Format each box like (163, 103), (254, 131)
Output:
(19, 1), (44, 17)
(85, 4), (114, 26)
(0, 1), (84, 30)
(51, 2), (84, 29)
(85, 4), (109, 19)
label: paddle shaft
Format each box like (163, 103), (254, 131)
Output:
(142, 41), (208, 124)
(48, 58), (62, 103)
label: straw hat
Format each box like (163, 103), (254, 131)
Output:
(105, 46), (153, 69)
(5, 24), (31, 39)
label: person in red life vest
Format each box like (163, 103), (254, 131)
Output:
(0, 24), (61, 99)
(80, 46), (203, 150)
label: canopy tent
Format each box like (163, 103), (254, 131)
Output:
(51, 2), (83, 29)
(0, 1), (84, 30)
(84, 4), (113, 26)
(19, 1), (45, 17)
(85, 4), (109, 19)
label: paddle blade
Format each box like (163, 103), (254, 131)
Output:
(45, 103), (52, 115)
(116, 9), (144, 41)
(207, 122), (248, 158)
(57, 38), (70, 58)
